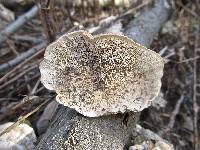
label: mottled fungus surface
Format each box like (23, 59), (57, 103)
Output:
(39, 30), (164, 117)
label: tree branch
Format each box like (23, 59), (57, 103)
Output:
(0, 5), (38, 44)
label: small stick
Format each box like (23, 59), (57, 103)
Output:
(8, 73), (41, 96)
(35, 86), (45, 94)
(0, 42), (46, 72)
(0, 98), (18, 102)
(117, 0), (152, 19)
(193, 25), (199, 150)
(30, 78), (41, 95)
(0, 97), (53, 137)
(176, 1), (200, 20)
(177, 56), (200, 63)
(6, 40), (19, 56)
(39, 0), (56, 43)
(0, 64), (39, 90)
(159, 46), (168, 56)
(167, 95), (184, 129)
(163, 51), (175, 59)
(0, 96), (39, 122)
(160, 95), (185, 136)
(0, 5), (39, 44)
(0, 46), (45, 83)
(24, 75), (32, 93)
(12, 35), (43, 44)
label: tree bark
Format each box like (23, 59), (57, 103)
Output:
(35, 0), (171, 149)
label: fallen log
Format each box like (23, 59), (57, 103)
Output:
(35, 0), (171, 149)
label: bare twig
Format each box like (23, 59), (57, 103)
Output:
(24, 75), (32, 92)
(177, 56), (200, 63)
(0, 5), (39, 44)
(167, 95), (184, 129)
(176, 1), (200, 20)
(6, 40), (19, 55)
(5, 73), (41, 96)
(0, 96), (40, 121)
(0, 63), (39, 90)
(0, 98), (18, 102)
(30, 78), (41, 95)
(38, 0), (56, 43)
(0, 97), (53, 136)
(35, 86), (45, 94)
(163, 51), (175, 59)
(89, 0), (153, 35)
(12, 35), (43, 44)
(0, 46), (45, 83)
(0, 42), (46, 72)
(193, 25), (199, 150)
(118, 0), (153, 19)
(159, 46), (168, 56)
(160, 95), (185, 136)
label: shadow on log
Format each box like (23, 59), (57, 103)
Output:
(35, 0), (171, 149)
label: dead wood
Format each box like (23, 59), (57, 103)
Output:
(0, 62), (39, 91)
(35, 0), (171, 149)
(0, 42), (46, 72)
(124, 0), (171, 48)
(193, 24), (200, 150)
(0, 5), (38, 44)
(38, 0), (56, 43)
(0, 47), (45, 83)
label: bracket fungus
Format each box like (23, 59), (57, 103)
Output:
(39, 30), (164, 117)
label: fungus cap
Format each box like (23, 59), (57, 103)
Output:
(39, 31), (164, 117)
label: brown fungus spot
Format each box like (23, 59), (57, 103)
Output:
(39, 30), (164, 117)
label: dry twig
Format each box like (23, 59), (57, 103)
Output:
(193, 25), (199, 150)
(0, 46), (45, 83)
(30, 78), (41, 95)
(0, 96), (39, 121)
(118, 0), (153, 19)
(167, 95), (185, 130)
(0, 97), (53, 136)
(176, 1), (200, 20)
(0, 42), (46, 72)
(0, 63), (39, 90)
(0, 5), (39, 44)
(160, 95), (185, 136)
(0, 98), (18, 102)
(38, 0), (56, 43)
(12, 35), (43, 44)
